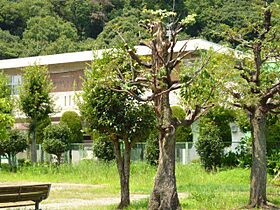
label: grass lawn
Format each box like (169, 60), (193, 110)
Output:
(0, 160), (279, 209)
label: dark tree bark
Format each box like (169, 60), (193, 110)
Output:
(148, 94), (180, 210)
(31, 120), (37, 163)
(248, 108), (267, 207)
(113, 139), (131, 209)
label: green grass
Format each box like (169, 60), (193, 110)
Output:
(0, 161), (279, 209)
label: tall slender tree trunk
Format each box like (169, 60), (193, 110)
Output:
(249, 108), (267, 207)
(31, 121), (37, 163)
(113, 140), (131, 209)
(148, 94), (180, 210)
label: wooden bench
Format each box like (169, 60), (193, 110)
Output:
(0, 184), (51, 210)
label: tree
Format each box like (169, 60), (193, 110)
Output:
(81, 55), (156, 208)
(22, 16), (78, 56)
(42, 123), (71, 165)
(1, 129), (28, 172)
(0, 29), (23, 59)
(196, 119), (224, 172)
(60, 111), (83, 163)
(91, 10), (219, 209)
(19, 65), (53, 163)
(94, 8), (149, 48)
(0, 72), (14, 142)
(216, 1), (280, 207)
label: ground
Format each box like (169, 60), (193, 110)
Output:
(0, 161), (279, 209)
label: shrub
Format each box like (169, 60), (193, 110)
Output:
(0, 129), (28, 171)
(235, 135), (252, 168)
(144, 129), (159, 165)
(222, 151), (239, 168)
(196, 120), (224, 171)
(43, 123), (71, 165)
(267, 149), (280, 176)
(92, 133), (115, 162)
(60, 111), (83, 143)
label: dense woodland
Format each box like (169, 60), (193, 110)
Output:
(0, 0), (256, 59)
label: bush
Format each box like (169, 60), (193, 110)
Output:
(92, 132), (115, 162)
(1, 129), (28, 171)
(196, 120), (224, 171)
(235, 135), (252, 168)
(222, 151), (238, 168)
(43, 123), (71, 165)
(144, 129), (159, 165)
(60, 111), (83, 143)
(267, 149), (280, 176)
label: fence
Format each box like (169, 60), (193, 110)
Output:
(8, 140), (280, 165)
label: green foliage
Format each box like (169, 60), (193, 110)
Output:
(0, 29), (23, 59)
(94, 8), (148, 48)
(42, 123), (71, 164)
(0, 72), (14, 140)
(267, 149), (280, 176)
(201, 106), (235, 146)
(196, 120), (224, 171)
(235, 135), (252, 168)
(171, 106), (192, 142)
(0, 129), (28, 171)
(22, 16), (78, 56)
(3, 129), (28, 156)
(92, 132), (115, 162)
(36, 117), (51, 144)
(81, 50), (156, 144)
(171, 106), (186, 121)
(60, 111), (83, 143)
(19, 65), (53, 121)
(144, 129), (159, 166)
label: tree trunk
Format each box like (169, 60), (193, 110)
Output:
(57, 154), (61, 165)
(31, 123), (37, 163)
(248, 108), (267, 207)
(148, 94), (180, 210)
(113, 140), (131, 209)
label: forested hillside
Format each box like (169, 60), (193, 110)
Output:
(0, 0), (254, 59)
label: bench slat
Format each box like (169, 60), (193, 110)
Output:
(0, 184), (51, 206)
(20, 185), (50, 193)
(0, 191), (49, 202)
(0, 188), (19, 194)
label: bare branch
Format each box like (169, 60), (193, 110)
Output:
(110, 88), (153, 102)
(127, 47), (153, 68)
(261, 81), (280, 103)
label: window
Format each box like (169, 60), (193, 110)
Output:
(10, 75), (22, 95)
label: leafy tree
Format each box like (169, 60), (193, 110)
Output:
(200, 106), (235, 146)
(60, 111), (83, 143)
(43, 123), (71, 165)
(81, 53), (156, 208)
(22, 16), (78, 56)
(94, 8), (148, 48)
(215, 1), (280, 207)
(93, 10), (219, 209)
(0, 29), (23, 59)
(184, 0), (258, 43)
(19, 66), (54, 163)
(0, 72), (14, 141)
(1, 129), (28, 172)
(196, 120), (224, 172)
(92, 132), (115, 162)
(60, 111), (83, 163)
